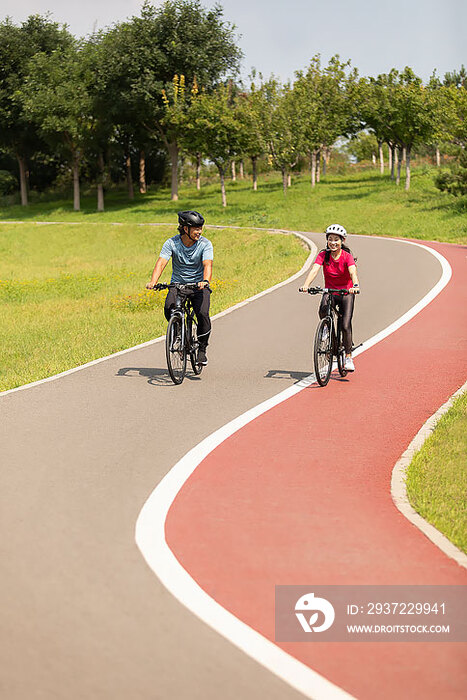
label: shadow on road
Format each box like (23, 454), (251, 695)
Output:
(265, 369), (310, 382)
(116, 366), (203, 386)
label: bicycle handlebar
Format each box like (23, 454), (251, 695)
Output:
(303, 286), (359, 295)
(151, 282), (209, 292)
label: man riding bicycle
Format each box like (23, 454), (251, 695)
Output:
(146, 210), (213, 365)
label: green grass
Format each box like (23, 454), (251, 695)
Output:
(1, 166), (466, 244)
(0, 222), (307, 391)
(405, 392), (467, 553)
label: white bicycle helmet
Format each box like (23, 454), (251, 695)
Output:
(325, 223), (347, 239)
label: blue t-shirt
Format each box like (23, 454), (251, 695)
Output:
(160, 234), (213, 283)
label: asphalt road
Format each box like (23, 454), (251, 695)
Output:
(0, 232), (443, 699)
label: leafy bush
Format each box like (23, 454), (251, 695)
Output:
(435, 151), (467, 196)
(0, 170), (17, 195)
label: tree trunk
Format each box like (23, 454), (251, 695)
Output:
(72, 150), (80, 211)
(402, 147), (406, 164)
(388, 143), (393, 175)
(436, 147), (441, 167)
(311, 151), (317, 187)
(287, 173), (291, 187)
(97, 151), (105, 211)
(392, 144), (397, 180)
(196, 152), (201, 190)
(316, 150), (321, 183)
(239, 160), (244, 178)
(405, 146), (412, 191)
(251, 156), (257, 191)
(168, 141), (179, 201)
(396, 147), (402, 186)
(218, 166), (227, 207)
(379, 140), (384, 174)
(17, 153), (28, 206)
(281, 167), (287, 195)
(231, 160), (236, 181)
(322, 152), (327, 176)
(139, 151), (147, 194)
(126, 153), (134, 200)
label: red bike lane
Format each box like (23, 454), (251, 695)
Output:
(165, 241), (467, 699)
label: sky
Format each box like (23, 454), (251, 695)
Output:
(2, 0), (465, 83)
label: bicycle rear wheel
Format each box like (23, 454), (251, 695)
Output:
(166, 316), (187, 385)
(188, 317), (203, 375)
(313, 318), (333, 386)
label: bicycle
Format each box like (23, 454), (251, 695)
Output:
(153, 282), (206, 385)
(305, 287), (359, 387)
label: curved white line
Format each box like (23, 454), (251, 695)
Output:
(391, 380), (467, 569)
(136, 240), (454, 699)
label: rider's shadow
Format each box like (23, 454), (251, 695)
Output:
(117, 367), (202, 386)
(116, 367), (173, 386)
(265, 369), (311, 382)
(265, 369), (349, 386)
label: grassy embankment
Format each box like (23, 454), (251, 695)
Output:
(406, 392), (467, 553)
(2, 166), (466, 243)
(0, 222), (307, 391)
(1, 165), (465, 549)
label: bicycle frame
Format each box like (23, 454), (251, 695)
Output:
(171, 289), (198, 354)
(321, 292), (345, 351)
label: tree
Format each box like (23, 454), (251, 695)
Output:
(359, 73), (398, 175)
(128, 0), (242, 200)
(0, 15), (73, 204)
(293, 55), (360, 185)
(255, 78), (301, 194)
(19, 44), (90, 211)
(234, 80), (268, 191)
(85, 21), (158, 199)
(389, 68), (438, 190)
(434, 70), (467, 196)
(186, 82), (242, 206)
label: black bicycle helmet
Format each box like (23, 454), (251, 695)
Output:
(178, 210), (205, 228)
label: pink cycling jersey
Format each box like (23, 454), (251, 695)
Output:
(315, 249), (356, 290)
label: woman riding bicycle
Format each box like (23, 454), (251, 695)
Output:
(299, 224), (360, 372)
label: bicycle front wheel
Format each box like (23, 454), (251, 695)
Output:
(313, 318), (333, 386)
(166, 316), (187, 385)
(188, 318), (203, 375)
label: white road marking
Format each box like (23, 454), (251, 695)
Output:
(136, 239), (456, 699)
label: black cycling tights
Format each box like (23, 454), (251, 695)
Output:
(164, 287), (211, 349)
(319, 293), (355, 354)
